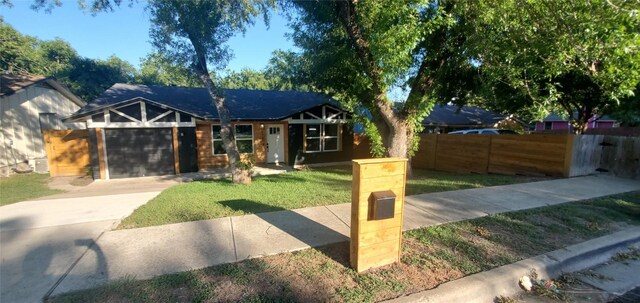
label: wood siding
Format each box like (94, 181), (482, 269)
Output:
(43, 129), (90, 176)
(1, 85), (84, 173)
(196, 122), (269, 169)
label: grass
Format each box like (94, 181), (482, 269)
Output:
(0, 173), (64, 206)
(49, 191), (640, 303)
(119, 166), (545, 228)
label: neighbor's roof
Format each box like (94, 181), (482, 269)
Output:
(542, 112), (615, 122)
(0, 74), (85, 106)
(1, 74), (48, 97)
(68, 83), (343, 121)
(422, 105), (506, 126)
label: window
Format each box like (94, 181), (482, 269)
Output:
(544, 122), (552, 130)
(235, 125), (254, 154)
(212, 124), (254, 155)
(305, 124), (340, 152)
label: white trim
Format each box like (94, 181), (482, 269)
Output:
(87, 121), (195, 128)
(102, 129), (110, 180)
(110, 108), (141, 122)
(148, 110), (174, 122)
(286, 118), (349, 124)
(141, 102), (147, 122)
(305, 111), (322, 120)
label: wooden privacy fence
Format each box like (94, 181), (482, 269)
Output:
(43, 129), (91, 177)
(413, 134), (573, 176)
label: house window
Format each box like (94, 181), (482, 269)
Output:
(544, 122), (552, 130)
(211, 124), (254, 155)
(305, 124), (340, 152)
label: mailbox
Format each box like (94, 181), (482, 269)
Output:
(369, 190), (396, 220)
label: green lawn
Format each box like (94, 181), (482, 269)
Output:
(50, 192), (640, 303)
(119, 167), (546, 229)
(0, 173), (64, 206)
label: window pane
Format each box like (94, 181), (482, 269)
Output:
(235, 125), (253, 139)
(306, 124), (320, 137)
(306, 138), (321, 152)
(212, 125), (222, 140)
(324, 124), (338, 137)
(115, 103), (142, 121)
(237, 139), (253, 154)
(324, 138), (338, 151)
(91, 113), (105, 122)
(213, 140), (226, 154)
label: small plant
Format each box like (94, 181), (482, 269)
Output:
(237, 156), (255, 171)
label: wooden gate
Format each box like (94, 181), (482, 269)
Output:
(43, 129), (91, 177)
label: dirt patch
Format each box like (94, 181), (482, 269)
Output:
(48, 176), (93, 191)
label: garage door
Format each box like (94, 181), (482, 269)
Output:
(105, 128), (175, 178)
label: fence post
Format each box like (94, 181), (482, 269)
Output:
(563, 134), (575, 177)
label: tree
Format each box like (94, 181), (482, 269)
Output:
(59, 55), (137, 100)
(219, 68), (273, 90)
(288, 1), (470, 163)
(467, 0), (640, 133)
(137, 52), (201, 87)
(148, 0), (275, 183)
(0, 18), (43, 74)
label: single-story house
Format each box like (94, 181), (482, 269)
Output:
(421, 104), (518, 133)
(65, 83), (354, 179)
(534, 113), (618, 132)
(1, 74), (86, 175)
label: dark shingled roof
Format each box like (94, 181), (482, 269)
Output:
(68, 83), (343, 121)
(1, 74), (48, 97)
(422, 105), (506, 126)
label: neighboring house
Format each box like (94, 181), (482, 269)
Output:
(421, 104), (517, 133)
(65, 84), (353, 179)
(1, 74), (86, 175)
(534, 113), (618, 132)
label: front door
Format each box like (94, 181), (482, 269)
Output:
(267, 125), (285, 164)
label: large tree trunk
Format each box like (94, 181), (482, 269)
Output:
(193, 58), (246, 184)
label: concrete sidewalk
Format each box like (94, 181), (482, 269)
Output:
(47, 175), (640, 297)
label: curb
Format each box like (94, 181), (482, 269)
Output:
(386, 226), (640, 303)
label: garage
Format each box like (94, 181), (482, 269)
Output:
(104, 128), (175, 178)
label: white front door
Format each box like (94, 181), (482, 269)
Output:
(267, 125), (285, 164)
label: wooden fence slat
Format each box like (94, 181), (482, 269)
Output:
(43, 129), (91, 177)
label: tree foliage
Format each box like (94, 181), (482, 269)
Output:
(138, 52), (201, 87)
(0, 18), (136, 100)
(467, 0), (640, 132)
(288, 1), (470, 159)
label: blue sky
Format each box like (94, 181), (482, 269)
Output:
(1, 0), (295, 74)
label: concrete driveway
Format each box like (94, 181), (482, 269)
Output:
(0, 177), (177, 303)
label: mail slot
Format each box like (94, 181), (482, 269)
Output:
(369, 190), (396, 220)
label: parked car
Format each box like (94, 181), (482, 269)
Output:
(448, 128), (518, 134)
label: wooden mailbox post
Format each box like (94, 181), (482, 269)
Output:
(350, 158), (407, 272)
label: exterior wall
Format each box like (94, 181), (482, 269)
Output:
(287, 124), (354, 165)
(196, 121), (271, 170)
(552, 121), (570, 130)
(1, 85), (84, 174)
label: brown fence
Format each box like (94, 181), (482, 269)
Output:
(354, 133), (638, 178)
(413, 134), (573, 176)
(43, 129), (91, 177)
(585, 127), (640, 137)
